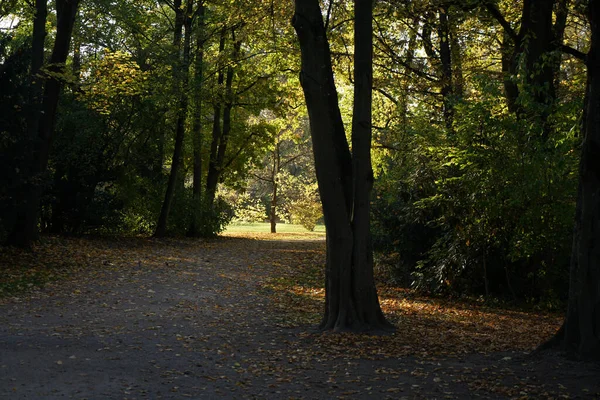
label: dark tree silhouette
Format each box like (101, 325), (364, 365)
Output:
(292, 0), (393, 332)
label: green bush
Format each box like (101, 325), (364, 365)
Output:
(371, 77), (578, 305)
(290, 197), (322, 231)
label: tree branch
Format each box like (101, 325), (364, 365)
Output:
(561, 44), (587, 62)
(483, 2), (518, 43)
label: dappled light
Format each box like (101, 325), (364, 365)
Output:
(1, 235), (597, 398)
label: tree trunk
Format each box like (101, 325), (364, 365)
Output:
(563, 0), (600, 358)
(189, 2), (206, 237)
(205, 29), (241, 209)
(438, 8), (454, 134)
(6, 0), (80, 247)
(501, 30), (519, 114)
(205, 29), (227, 208)
(491, 0), (558, 125)
(155, 0), (191, 237)
(399, 16), (418, 134)
(28, 0), (47, 133)
(270, 142), (280, 233)
(542, 1), (600, 360)
(292, 0), (392, 332)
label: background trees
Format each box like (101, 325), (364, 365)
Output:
(1, 0), (298, 240)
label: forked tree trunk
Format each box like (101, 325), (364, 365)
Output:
(490, 0), (559, 125)
(292, 0), (392, 332)
(541, 1), (600, 360)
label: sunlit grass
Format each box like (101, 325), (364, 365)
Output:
(223, 222), (325, 240)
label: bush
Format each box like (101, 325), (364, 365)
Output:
(290, 197), (322, 231)
(371, 78), (578, 304)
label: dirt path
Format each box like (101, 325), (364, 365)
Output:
(1, 236), (599, 399)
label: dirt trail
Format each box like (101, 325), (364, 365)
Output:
(1, 236), (599, 399)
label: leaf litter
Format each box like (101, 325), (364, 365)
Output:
(0, 233), (598, 399)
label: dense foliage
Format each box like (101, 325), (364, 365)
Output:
(366, 1), (587, 306)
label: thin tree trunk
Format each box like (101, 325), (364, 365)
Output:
(438, 8), (454, 134)
(399, 16), (418, 134)
(214, 33), (241, 176)
(490, 0), (558, 126)
(155, 0), (192, 237)
(205, 29), (241, 209)
(348, 0), (390, 330)
(501, 30), (519, 114)
(7, 0), (47, 244)
(205, 29), (226, 208)
(28, 0), (47, 133)
(189, 2), (206, 237)
(270, 142), (280, 233)
(483, 253), (489, 297)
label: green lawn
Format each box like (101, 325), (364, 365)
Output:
(224, 222), (325, 235)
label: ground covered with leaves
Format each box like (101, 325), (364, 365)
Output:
(1, 233), (599, 399)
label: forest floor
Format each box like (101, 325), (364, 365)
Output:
(0, 233), (599, 399)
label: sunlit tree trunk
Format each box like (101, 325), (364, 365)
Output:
(269, 141), (280, 233)
(293, 0), (393, 332)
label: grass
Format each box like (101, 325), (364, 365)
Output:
(224, 222), (325, 236)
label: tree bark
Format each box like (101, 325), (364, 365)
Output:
(6, 0), (80, 247)
(292, 0), (392, 332)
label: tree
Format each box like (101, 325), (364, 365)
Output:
(188, 2), (206, 237)
(292, 0), (393, 331)
(247, 118), (313, 233)
(154, 0), (198, 238)
(542, 0), (600, 360)
(6, 0), (81, 247)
